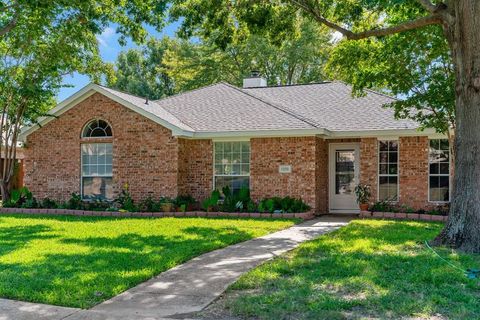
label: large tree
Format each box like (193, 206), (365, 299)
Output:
(170, 0), (480, 252)
(0, 0), (169, 200)
(107, 18), (331, 97)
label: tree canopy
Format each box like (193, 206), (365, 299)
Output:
(106, 16), (332, 97)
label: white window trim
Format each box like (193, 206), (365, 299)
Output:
(213, 140), (251, 191)
(80, 142), (113, 201)
(428, 139), (451, 203)
(377, 139), (400, 202)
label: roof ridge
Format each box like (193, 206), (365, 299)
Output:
(152, 82), (226, 104)
(242, 81), (331, 90)
(223, 82), (322, 128)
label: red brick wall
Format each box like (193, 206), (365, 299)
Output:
(399, 136), (429, 209)
(250, 137), (317, 211)
(359, 138), (378, 203)
(315, 137), (328, 213)
(25, 93), (179, 201)
(178, 138), (213, 201)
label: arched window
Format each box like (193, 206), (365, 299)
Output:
(81, 119), (113, 200)
(82, 119), (112, 138)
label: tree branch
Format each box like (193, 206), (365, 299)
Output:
(0, 2), (19, 37)
(290, 0), (443, 40)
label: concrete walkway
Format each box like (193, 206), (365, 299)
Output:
(0, 216), (351, 320)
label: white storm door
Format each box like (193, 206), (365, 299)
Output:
(329, 143), (360, 213)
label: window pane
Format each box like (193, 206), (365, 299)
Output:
(241, 164), (250, 175)
(232, 152), (241, 163)
(429, 163), (439, 175)
(82, 177), (113, 200)
(335, 173), (354, 195)
(215, 176), (249, 194)
(379, 141), (389, 151)
(379, 164), (388, 175)
(389, 141), (398, 151)
(379, 152), (388, 163)
(241, 141), (250, 153)
(388, 152), (398, 164)
(215, 142), (224, 153)
(232, 164), (241, 175)
(379, 176), (389, 200)
(241, 152), (250, 163)
(105, 165), (112, 175)
(440, 139), (449, 151)
(232, 142), (241, 152)
(388, 164), (398, 175)
(430, 176), (440, 188)
(224, 142), (232, 153)
(430, 139), (440, 150)
(215, 164), (224, 175)
(440, 163), (449, 174)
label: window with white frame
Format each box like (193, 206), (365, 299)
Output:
(378, 140), (399, 201)
(81, 143), (113, 200)
(214, 141), (250, 193)
(429, 139), (450, 202)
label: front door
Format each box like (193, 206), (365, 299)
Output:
(329, 143), (360, 213)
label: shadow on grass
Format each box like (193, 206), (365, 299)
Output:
(228, 220), (480, 320)
(0, 224), (56, 256)
(0, 225), (256, 308)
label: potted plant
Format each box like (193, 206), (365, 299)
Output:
(160, 197), (174, 212)
(354, 184), (371, 211)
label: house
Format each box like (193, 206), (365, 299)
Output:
(19, 75), (451, 213)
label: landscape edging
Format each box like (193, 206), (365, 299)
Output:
(360, 210), (447, 222)
(0, 207), (315, 220)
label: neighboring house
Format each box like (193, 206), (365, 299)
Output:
(19, 75), (451, 213)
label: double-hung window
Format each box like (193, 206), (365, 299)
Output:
(214, 141), (250, 193)
(378, 140), (399, 201)
(429, 139), (450, 202)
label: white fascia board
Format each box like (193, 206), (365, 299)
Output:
(183, 128), (328, 139)
(19, 83), (194, 141)
(325, 128), (445, 139)
(94, 86), (193, 136)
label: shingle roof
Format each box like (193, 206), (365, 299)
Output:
(21, 81), (422, 141)
(153, 82), (317, 132)
(243, 81), (418, 131)
(99, 86), (194, 132)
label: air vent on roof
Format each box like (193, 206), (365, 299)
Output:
(243, 71), (267, 88)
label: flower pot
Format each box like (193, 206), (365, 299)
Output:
(359, 203), (369, 211)
(161, 203), (174, 212)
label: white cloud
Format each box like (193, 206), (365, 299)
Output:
(97, 27), (115, 47)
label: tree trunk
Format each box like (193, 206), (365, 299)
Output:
(434, 0), (480, 253)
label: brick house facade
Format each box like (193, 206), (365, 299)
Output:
(21, 82), (452, 213)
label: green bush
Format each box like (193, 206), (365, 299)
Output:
(220, 186), (255, 212)
(115, 184), (136, 212)
(4, 187), (36, 208)
(257, 196), (310, 213)
(40, 197), (58, 209)
(202, 189), (220, 212)
(138, 196), (161, 212)
(174, 194), (196, 209)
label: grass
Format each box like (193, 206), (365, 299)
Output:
(0, 214), (296, 308)
(227, 219), (480, 319)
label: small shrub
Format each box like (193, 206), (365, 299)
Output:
(4, 187), (36, 208)
(115, 183), (136, 212)
(138, 196), (161, 212)
(40, 197), (58, 209)
(202, 190), (220, 212)
(174, 194), (196, 210)
(65, 193), (83, 210)
(220, 186), (254, 212)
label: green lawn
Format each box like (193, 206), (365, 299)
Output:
(0, 214), (296, 308)
(227, 220), (480, 319)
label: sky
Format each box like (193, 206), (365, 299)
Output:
(57, 22), (180, 102)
